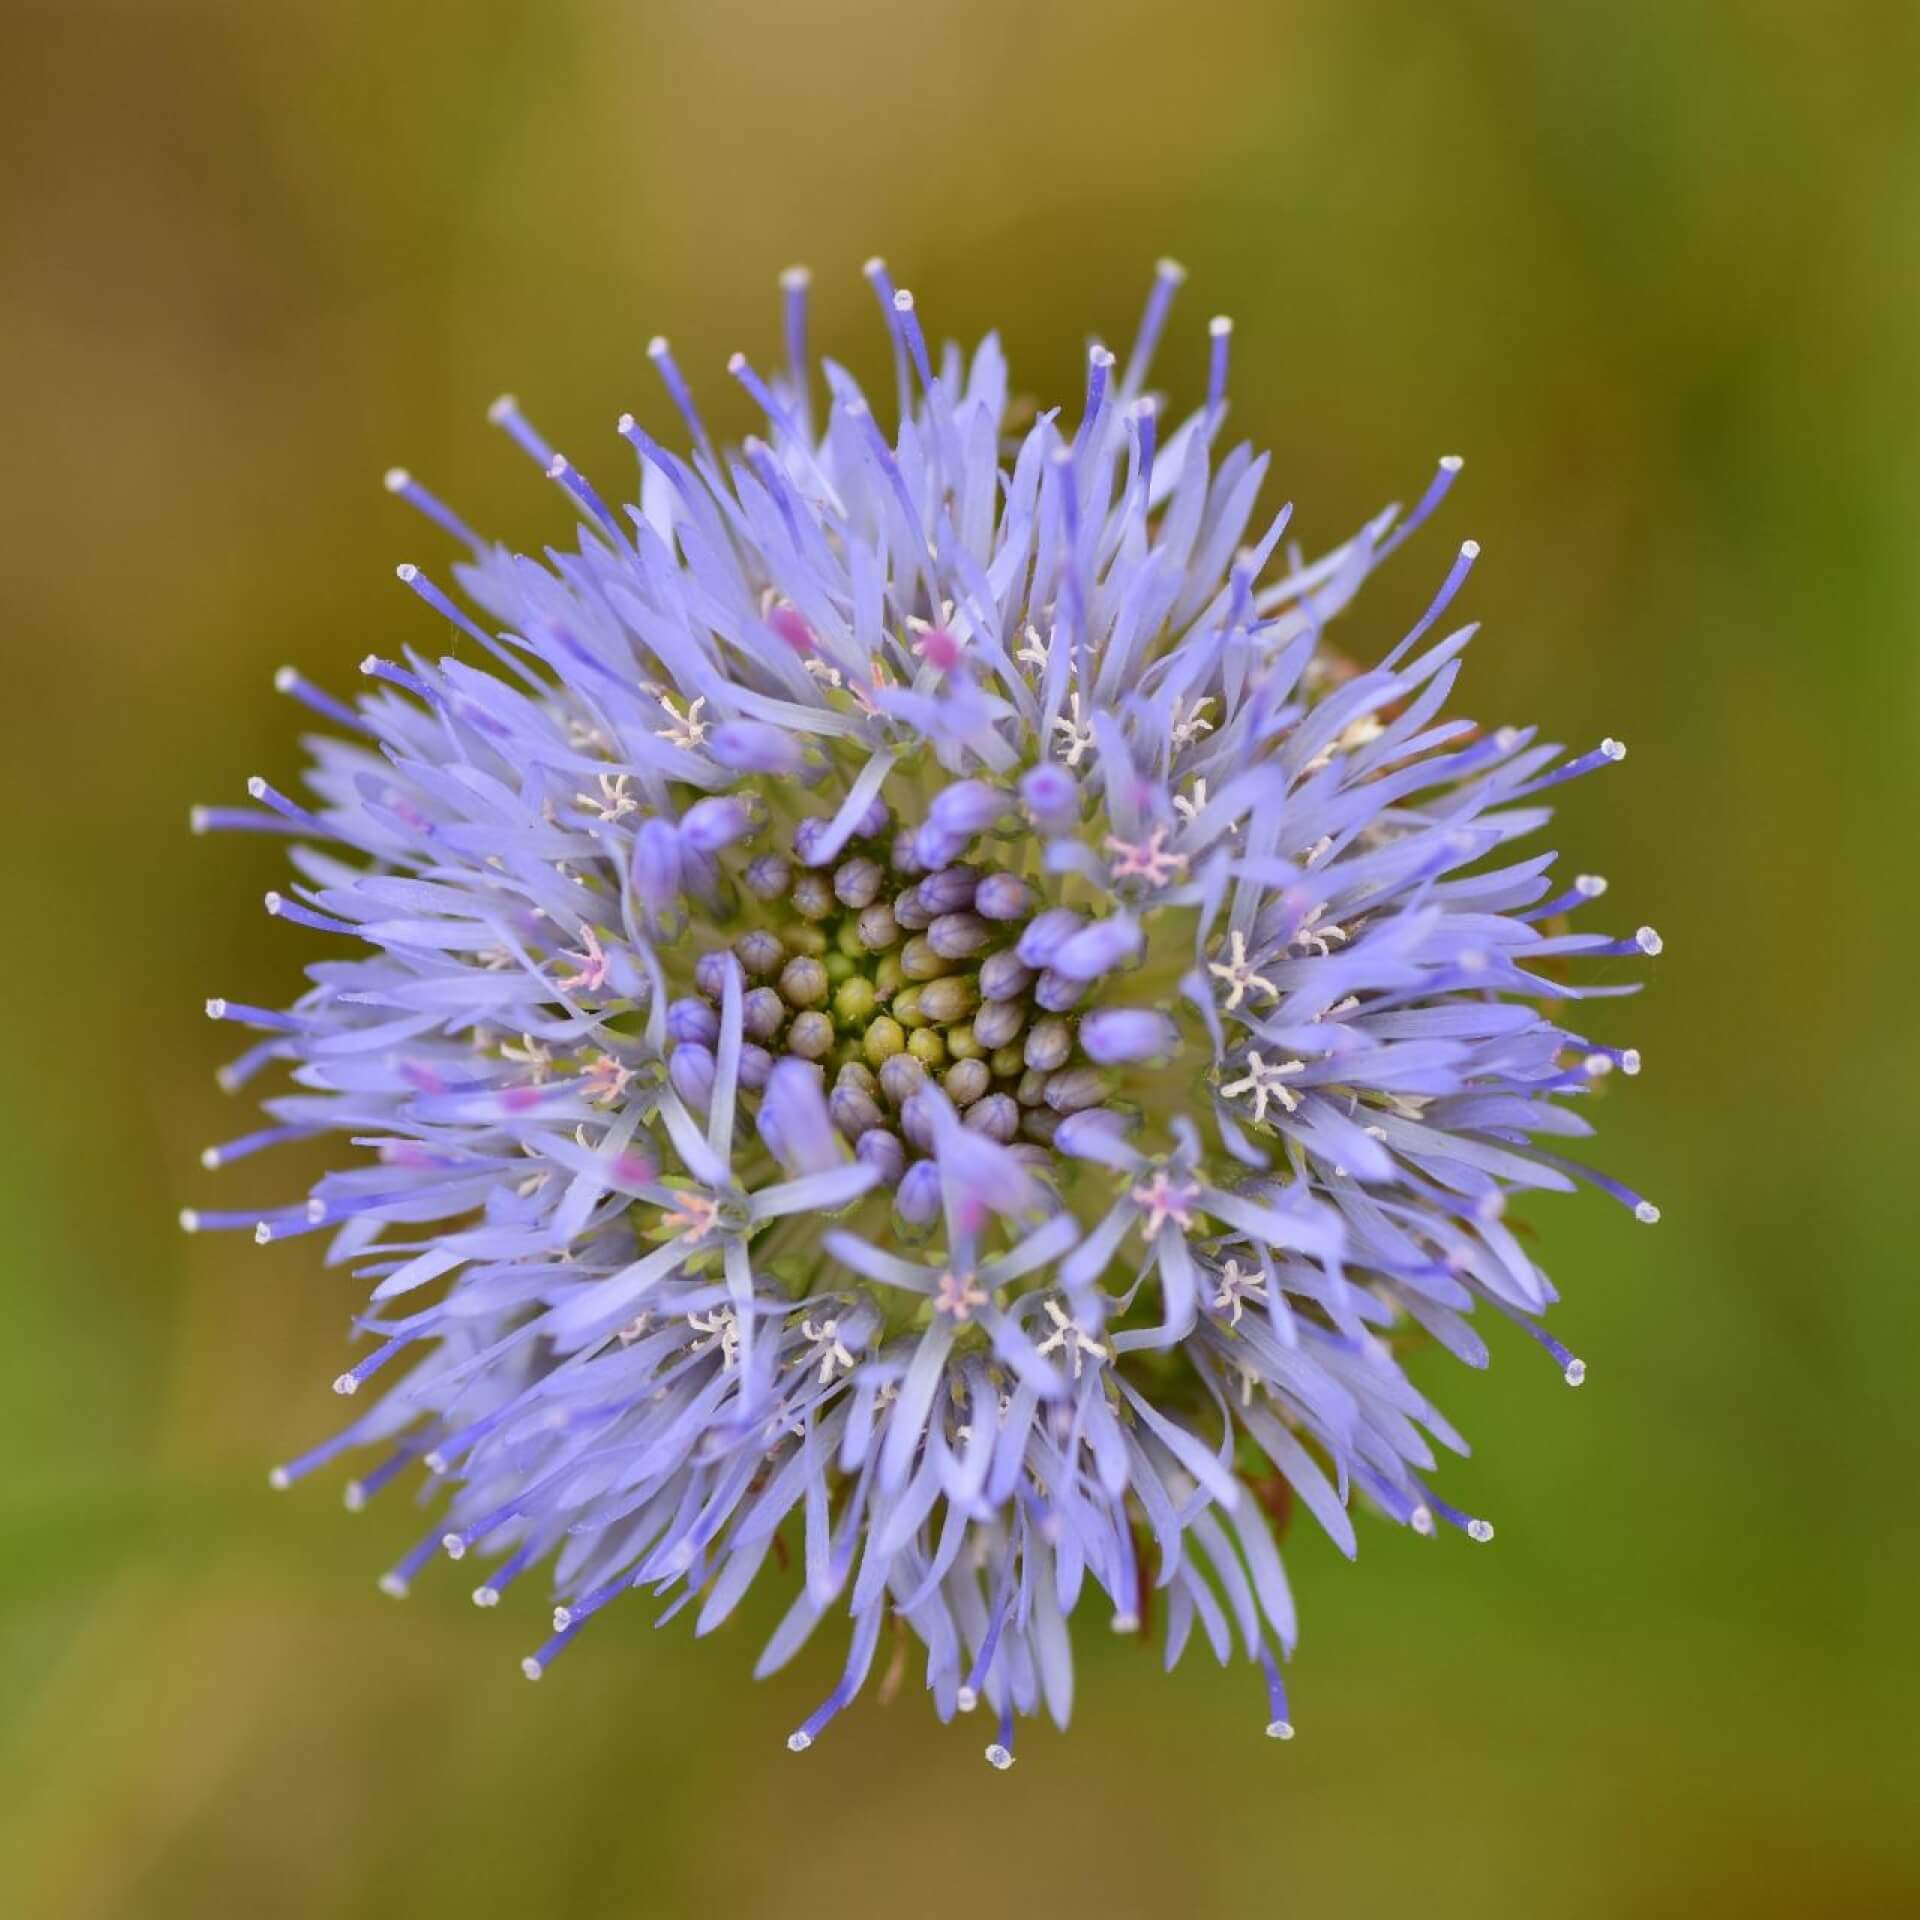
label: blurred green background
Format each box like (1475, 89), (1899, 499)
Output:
(3, 1), (1917, 1913)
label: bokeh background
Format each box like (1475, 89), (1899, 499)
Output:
(3, 1), (1917, 1913)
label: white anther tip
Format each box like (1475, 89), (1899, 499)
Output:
(472, 1586), (499, 1608)
(1440, 453), (1464, 472)
(394, 563), (419, 586)
(1410, 1505), (1434, 1536)
(264, 891), (284, 916)
(1156, 256), (1188, 282)
(1564, 1358), (1588, 1387)
(1635, 1200), (1662, 1225)
(1635, 926), (1664, 956)
(1576, 873), (1608, 896)
(332, 1372), (357, 1396)
(616, 412), (636, 435)
(441, 1532), (466, 1561)
(273, 665), (298, 693)
(1621, 1048), (1642, 1075)
(1265, 1719), (1295, 1740)
(176, 1207), (202, 1237)
(552, 1607), (572, 1633)
(780, 263), (811, 288)
(1584, 1053), (1613, 1077)
(267, 1465), (291, 1491)
(342, 1481), (365, 1511)
(189, 805), (211, 834)
(305, 1198), (326, 1224)
(1109, 1611), (1140, 1634)
(1495, 726), (1523, 750)
(786, 1730), (813, 1753)
(545, 454), (569, 479)
(955, 1686), (979, 1714)
(1089, 343), (1116, 367)
(1461, 538), (1480, 558)
(1468, 1518), (1495, 1543)
(984, 1743), (1015, 1771)
(891, 288), (915, 312)
(359, 654), (379, 675)
(423, 1451), (447, 1476)
(862, 255), (887, 278)
(1209, 314), (1233, 336)
(253, 1222), (274, 1246)
(378, 1573), (409, 1599)
(244, 775), (268, 801)
(199, 1146), (221, 1170)
(486, 393), (516, 423)
(520, 1658), (543, 1682)
(204, 997), (227, 1020)
(382, 466), (410, 493)
(726, 351), (747, 374)
(1601, 737), (1627, 761)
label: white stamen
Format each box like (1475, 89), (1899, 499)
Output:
(178, 1208), (201, 1233)
(552, 1607), (572, 1632)
(267, 1466), (290, 1491)
(486, 393), (517, 423)
(1468, 1518), (1495, 1543)
(1584, 1053), (1613, 1077)
(786, 1731), (813, 1753)
(1575, 873), (1608, 897)
(1410, 1506), (1434, 1536)
(188, 805), (211, 833)
(472, 1586), (499, 1608)
(253, 1222), (274, 1245)
(332, 1372), (357, 1396)
(1620, 1049), (1642, 1075)
(377, 1572), (409, 1599)
(273, 665), (298, 693)
(955, 1686), (979, 1713)
(520, 1658), (543, 1682)
(1110, 1612), (1140, 1634)
(342, 1481), (365, 1512)
(383, 467), (410, 493)
(441, 1532), (466, 1561)
(1635, 1200), (1661, 1224)
(394, 563), (418, 584)
(984, 1743), (1015, 1770)
(1265, 1720), (1295, 1740)
(1564, 1358), (1587, 1387)
(1636, 926), (1664, 956)
(1601, 737), (1627, 761)
(204, 997), (227, 1020)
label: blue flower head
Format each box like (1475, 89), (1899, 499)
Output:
(191, 259), (1658, 1763)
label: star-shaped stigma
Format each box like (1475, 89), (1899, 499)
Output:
(1209, 1257), (1268, 1326)
(933, 1271), (989, 1321)
(554, 925), (611, 994)
(1105, 826), (1188, 888)
(1051, 693), (1094, 768)
(1130, 1170), (1200, 1238)
(1036, 1300), (1109, 1380)
(655, 693), (709, 750)
(1207, 929), (1278, 1011)
(1221, 1051), (1306, 1123)
(661, 1190), (722, 1245)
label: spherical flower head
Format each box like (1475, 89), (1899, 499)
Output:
(193, 258), (1657, 1759)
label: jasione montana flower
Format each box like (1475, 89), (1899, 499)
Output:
(189, 259), (1659, 1764)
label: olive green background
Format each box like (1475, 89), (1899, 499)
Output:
(3, 1), (1916, 1914)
